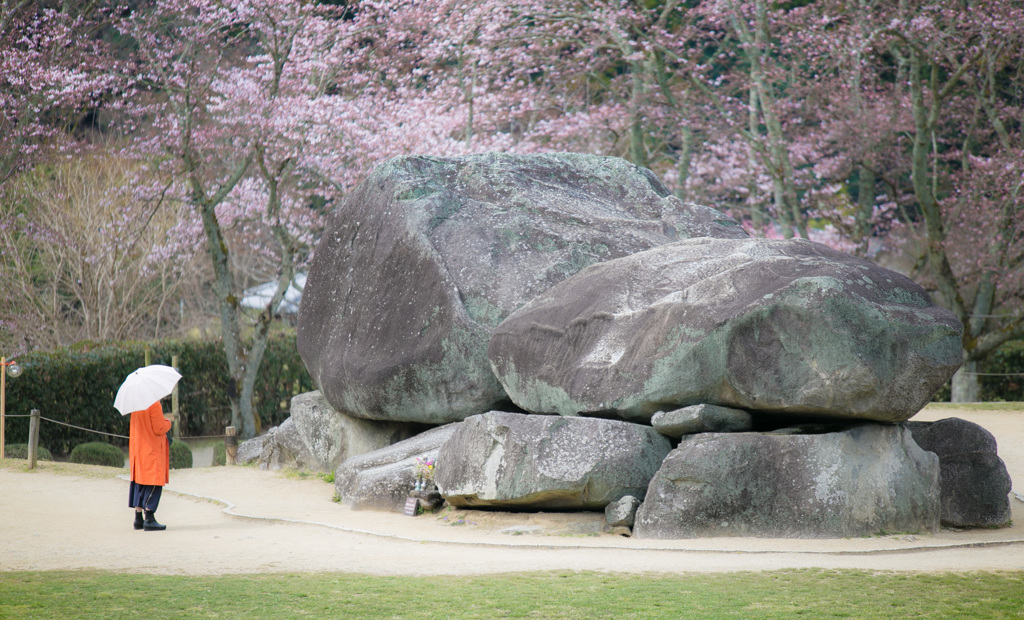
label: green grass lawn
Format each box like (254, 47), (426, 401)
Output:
(1, 569), (1022, 619)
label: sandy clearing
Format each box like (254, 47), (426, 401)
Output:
(1, 405), (1022, 575)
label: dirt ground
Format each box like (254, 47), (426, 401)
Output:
(2, 405), (1022, 575)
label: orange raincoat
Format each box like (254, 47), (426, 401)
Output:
(128, 401), (172, 486)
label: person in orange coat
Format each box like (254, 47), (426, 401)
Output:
(128, 400), (174, 531)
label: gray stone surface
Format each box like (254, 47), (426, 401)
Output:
(651, 404), (753, 438)
(254, 417), (317, 471)
(905, 417), (1013, 528)
(290, 391), (425, 472)
(436, 411), (672, 510)
(633, 424), (940, 538)
(334, 424), (460, 512)
(489, 237), (963, 424)
(236, 435), (263, 465)
(297, 153), (746, 424)
(605, 495), (641, 527)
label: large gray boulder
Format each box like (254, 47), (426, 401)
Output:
(634, 424), (940, 538)
(489, 237), (963, 424)
(290, 391), (425, 472)
(436, 411), (672, 510)
(334, 424), (460, 511)
(904, 417), (1013, 528)
(297, 153), (747, 424)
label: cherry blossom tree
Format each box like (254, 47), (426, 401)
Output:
(0, 0), (118, 188)
(118, 0), (352, 437)
(4, 0), (1022, 407)
(883, 0), (1024, 399)
(788, 0), (1024, 399)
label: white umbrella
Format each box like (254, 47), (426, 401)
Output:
(113, 364), (182, 415)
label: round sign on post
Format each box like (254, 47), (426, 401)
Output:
(1, 357), (18, 459)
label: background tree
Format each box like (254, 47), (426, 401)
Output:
(879, 0), (1024, 399)
(2, 0), (1021, 405)
(0, 153), (199, 351)
(0, 0), (118, 188)
(119, 0), (345, 437)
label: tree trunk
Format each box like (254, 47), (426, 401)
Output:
(747, 0), (804, 238)
(629, 65), (647, 168)
(190, 155), (253, 438)
(855, 162), (875, 254)
(675, 125), (692, 201)
(198, 199), (251, 437)
(950, 359), (981, 403)
(747, 88), (765, 230)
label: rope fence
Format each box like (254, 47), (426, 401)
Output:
(1, 410), (238, 468)
(5, 414), (128, 439)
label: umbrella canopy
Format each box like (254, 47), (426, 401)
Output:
(113, 364), (182, 415)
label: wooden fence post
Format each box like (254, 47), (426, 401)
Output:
(27, 409), (40, 469)
(1, 356), (6, 460)
(225, 426), (237, 465)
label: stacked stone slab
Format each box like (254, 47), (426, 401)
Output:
(633, 424), (941, 538)
(334, 424), (461, 512)
(297, 153), (747, 425)
(290, 391), (425, 472)
(436, 411), (671, 510)
(290, 152), (1016, 538)
(488, 237), (963, 423)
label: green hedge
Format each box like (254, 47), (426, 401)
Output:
(213, 442), (226, 466)
(2, 332), (313, 456)
(170, 440), (193, 469)
(980, 340), (1024, 401)
(3, 443), (53, 461)
(69, 441), (125, 467)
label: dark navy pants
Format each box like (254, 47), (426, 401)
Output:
(128, 481), (162, 512)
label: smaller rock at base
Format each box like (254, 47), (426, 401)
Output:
(236, 436), (264, 465)
(335, 424), (460, 512)
(904, 417), (1013, 528)
(437, 411), (672, 510)
(651, 404), (753, 438)
(291, 391), (425, 472)
(256, 418), (317, 471)
(605, 495), (641, 527)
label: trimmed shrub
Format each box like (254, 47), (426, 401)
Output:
(70, 441), (125, 467)
(213, 442), (226, 466)
(170, 440), (193, 469)
(4, 443), (53, 461)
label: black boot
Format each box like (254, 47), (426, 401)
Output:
(143, 510), (166, 531)
(134, 511), (144, 530)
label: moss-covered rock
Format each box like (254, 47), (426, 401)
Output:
(489, 237), (963, 423)
(634, 424), (940, 538)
